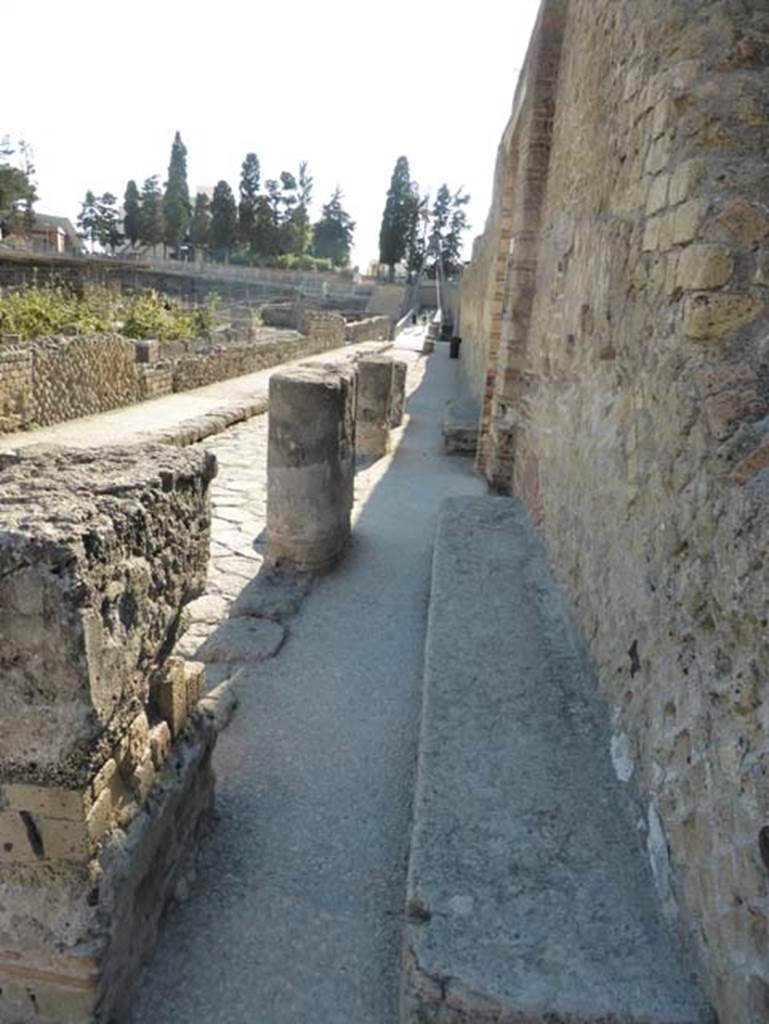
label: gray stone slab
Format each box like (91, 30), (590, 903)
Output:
(403, 496), (712, 1024)
(195, 618), (286, 664)
(230, 568), (312, 620)
(442, 396), (480, 455)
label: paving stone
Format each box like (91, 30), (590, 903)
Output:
(195, 618), (286, 664)
(230, 569), (312, 620)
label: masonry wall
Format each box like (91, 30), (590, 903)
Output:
(0, 313), (385, 435)
(464, 0), (769, 1018)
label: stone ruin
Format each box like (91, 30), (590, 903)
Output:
(0, 444), (217, 1022)
(0, 348), (408, 1023)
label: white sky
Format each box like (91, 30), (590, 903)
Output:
(3, 0), (540, 268)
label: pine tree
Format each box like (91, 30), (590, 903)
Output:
(163, 131), (190, 253)
(251, 195), (278, 262)
(190, 192), (211, 257)
(428, 185), (470, 277)
(284, 160), (313, 256)
(94, 193), (123, 253)
(378, 156), (412, 281)
(77, 190), (98, 250)
(238, 153), (260, 252)
(123, 180), (141, 247)
(404, 184), (428, 281)
(209, 180), (237, 261)
(312, 187), (355, 267)
(138, 176), (165, 248)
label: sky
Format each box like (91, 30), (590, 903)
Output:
(3, 0), (541, 269)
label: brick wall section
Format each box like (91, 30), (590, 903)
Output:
(464, 0), (769, 1016)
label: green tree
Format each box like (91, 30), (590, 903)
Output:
(138, 175), (165, 248)
(123, 179), (141, 247)
(283, 160), (313, 256)
(163, 131), (190, 253)
(77, 190), (99, 249)
(379, 156), (412, 281)
(251, 194), (278, 262)
(427, 184), (470, 277)
(404, 184), (428, 281)
(94, 193), (123, 253)
(209, 180), (237, 261)
(238, 152), (260, 252)
(0, 136), (37, 237)
(190, 192), (211, 257)
(312, 187), (355, 267)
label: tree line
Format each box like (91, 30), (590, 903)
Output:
(378, 155), (470, 281)
(77, 132), (356, 269)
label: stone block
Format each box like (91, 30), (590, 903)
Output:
(134, 338), (160, 364)
(355, 356), (393, 459)
(676, 246), (734, 290)
(683, 292), (763, 340)
(712, 199), (769, 248)
(672, 199), (709, 246)
(389, 360), (407, 427)
(266, 364), (356, 572)
(0, 445), (215, 777)
(646, 174), (669, 216)
(157, 657), (190, 739)
(669, 159), (705, 206)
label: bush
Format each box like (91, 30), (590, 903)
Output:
(0, 285), (221, 342)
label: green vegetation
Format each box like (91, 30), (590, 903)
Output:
(0, 286), (219, 342)
(312, 188), (355, 268)
(0, 137), (37, 238)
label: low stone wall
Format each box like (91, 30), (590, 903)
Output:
(0, 445), (217, 1022)
(0, 322), (359, 436)
(345, 315), (390, 343)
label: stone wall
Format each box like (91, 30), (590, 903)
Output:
(0, 445), (217, 1022)
(345, 315), (391, 344)
(0, 322), (363, 436)
(462, 0), (769, 1017)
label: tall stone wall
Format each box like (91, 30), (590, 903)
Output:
(463, 0), (769, 1017)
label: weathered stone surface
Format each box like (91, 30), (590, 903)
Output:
(457, 0), (769, 1015)
(229, 567), (312, 620)
(683, 292), (763, 340)
(266, 364), (355, 572)
(355, 356), (393, 459)
(389, 360), (407, 427)
(404, 498), (710, 1024)
(0, 444), (215, 779)
(676, 246), (734, 291)
(195, 617), (286, 664)
(443, 396), (481, 455)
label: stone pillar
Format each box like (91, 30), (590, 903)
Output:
(266, 364), (355, 572)
(389, 360), (407, 427)
(356, 356), (393, 459)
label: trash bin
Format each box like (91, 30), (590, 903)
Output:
(449, 337), (462, 359)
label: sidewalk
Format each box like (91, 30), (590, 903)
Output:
(129, 342), (484, 1023)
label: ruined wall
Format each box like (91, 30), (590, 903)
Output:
(0, 445), (217, 1022)
(345, 315), (391, 344)
(465, 0), (769, 1017)
(0, 320), (366, 436)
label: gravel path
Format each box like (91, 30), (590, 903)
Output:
(130, 340), (484, 1023)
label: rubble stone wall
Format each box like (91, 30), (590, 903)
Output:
(345, 315), (391, 343)
(462, 0), (769, 1017)
(0, 445), (217, 1023)
(0, 321), (362, 436)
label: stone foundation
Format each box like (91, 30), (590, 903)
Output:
(0, 445), (218, 1023)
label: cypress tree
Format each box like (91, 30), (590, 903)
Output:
(209, 180), (237, 261)
(378, 156), (412, 281)
(123, 179), (140, 247)
(163, 131), (190, 252)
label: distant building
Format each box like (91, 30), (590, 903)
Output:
(15, 213), (85, 255)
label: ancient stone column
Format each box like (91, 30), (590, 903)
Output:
(356, 356), (393, 459)
(389, 360), (407, 427)
(266, 364), (355, 571)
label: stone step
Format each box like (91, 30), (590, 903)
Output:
(402, 496), (713, 1024)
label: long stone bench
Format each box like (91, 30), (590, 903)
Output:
(402, 496), (712, 1023)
